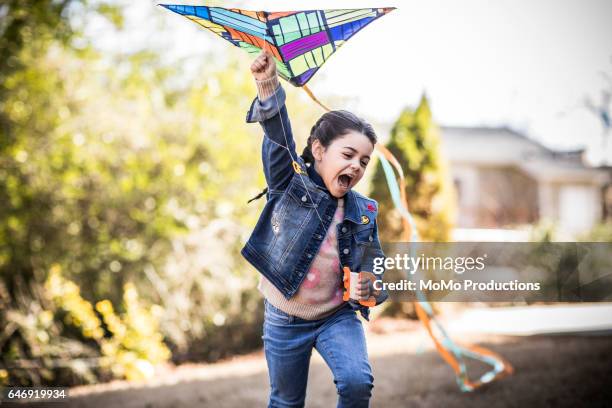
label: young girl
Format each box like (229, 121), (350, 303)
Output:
(242, 50), (388, 408)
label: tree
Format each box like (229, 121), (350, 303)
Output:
(0, 0), (324, 385)
(370, 93), (455, 242)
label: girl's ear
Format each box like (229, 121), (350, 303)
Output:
(311, 139), (324, 162)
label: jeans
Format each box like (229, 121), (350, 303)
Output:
(262, 299), (374, 408)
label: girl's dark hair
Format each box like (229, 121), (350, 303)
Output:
(248, 110), (377, 203)
(301, 110), (377, 165)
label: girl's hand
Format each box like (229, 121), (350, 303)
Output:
(356, 276), (373, 300)
(342, 272), (376, 301)
(251, 49), (277, 81)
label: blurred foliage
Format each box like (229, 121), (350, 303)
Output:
(528, 220), (612, 242)
(528, 220), (558, 242)
(95, 283), (170, 381)
(43, 266), (170, 382)
(0, 0), (320, 386)
(0, 0), (114, 153)
(370, 94), (456, 242)
(0, 0), (74, 77)
(579, 221), (612, 242)
(527, 220), (611, 303)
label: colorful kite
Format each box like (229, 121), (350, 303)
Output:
(161, 4), (514, 392)
(160, 5), (395, 86)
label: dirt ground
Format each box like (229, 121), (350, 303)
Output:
(59, 317), (612, 408)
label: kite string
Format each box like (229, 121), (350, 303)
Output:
(303, 85), (332, 112)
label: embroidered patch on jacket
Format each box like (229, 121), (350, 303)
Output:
(292, 161), (304, 175)
(361, 215), (370, 225)
(367, 203), (376, 212)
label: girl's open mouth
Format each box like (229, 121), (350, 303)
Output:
(338, 174), (353, 191)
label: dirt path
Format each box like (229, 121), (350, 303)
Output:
(65, 318), (612, 408)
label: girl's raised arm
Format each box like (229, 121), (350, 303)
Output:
(246, 50), (299, 192)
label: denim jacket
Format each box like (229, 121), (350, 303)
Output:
(241, 85), (389, 321)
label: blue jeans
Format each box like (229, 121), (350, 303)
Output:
(262, 299), (374, 408)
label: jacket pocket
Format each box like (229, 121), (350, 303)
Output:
(286, 179), (321, 208)
(266, 179), (321, 267)
(352, 224), (375, 246)
(350, 224), (375, 272)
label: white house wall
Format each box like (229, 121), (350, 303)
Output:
(452, 164), (480, 228)
(558, 184), (602, 235)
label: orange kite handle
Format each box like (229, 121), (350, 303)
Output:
(342, 266), (377, 307)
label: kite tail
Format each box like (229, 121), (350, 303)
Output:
(375, 144), (412, 241)
(302, 85), (332, 112)
(376, 149), (514, 392)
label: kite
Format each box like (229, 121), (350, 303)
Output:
(160, 5), (395, 87)
(161, 4), (513, 392)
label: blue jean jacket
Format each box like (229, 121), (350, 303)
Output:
(241, 85), (388, 320)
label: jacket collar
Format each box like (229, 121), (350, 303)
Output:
(306, 162), (361, 225)
(306, 161), (326, 190)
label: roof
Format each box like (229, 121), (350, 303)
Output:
(439, 126), (609, 185)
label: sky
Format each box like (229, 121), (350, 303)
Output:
(87, 0), (612, 165)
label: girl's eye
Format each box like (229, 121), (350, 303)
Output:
(343, 153), (352, 159)
(361, 161), (368, 168)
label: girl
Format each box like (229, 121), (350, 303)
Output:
(242, 50), (388, 408)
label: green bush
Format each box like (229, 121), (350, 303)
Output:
(2, 265), (171, 386)
(580, 221), (612, 242)
(47, 266), (170, 382)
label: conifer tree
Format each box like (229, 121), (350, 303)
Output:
(370, 94), (455, 242)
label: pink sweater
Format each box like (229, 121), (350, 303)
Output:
(258, 198), (345, 320)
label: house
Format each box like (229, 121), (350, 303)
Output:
(440, 126), (610, 237)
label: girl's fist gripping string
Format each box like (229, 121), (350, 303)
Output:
(250, 50), (279, 100)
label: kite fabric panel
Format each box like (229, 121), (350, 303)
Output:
(160, 5), (395, 86)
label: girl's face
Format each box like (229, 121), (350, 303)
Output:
(312, 130), (374, 198)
